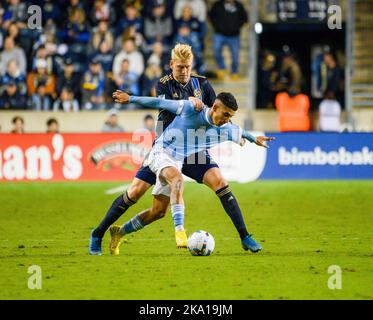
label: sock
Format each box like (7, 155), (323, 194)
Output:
(171, 204), (185, 231)
(216, 186), (249, 240)
(120, 214), (145, 235)
(92, 192), (136, 238)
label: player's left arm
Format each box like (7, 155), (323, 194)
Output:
(226, 123), (275, 148)
(242, 131), (275, 149)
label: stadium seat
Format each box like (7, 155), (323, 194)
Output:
(275, 92), (310, 132)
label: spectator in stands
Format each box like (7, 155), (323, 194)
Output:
(116, 3), (143, 38)
(90, 0), (116, 27)
(319, 91), (341, 132)
(0, 59), (26, 95)
(143, 2), (173, 45)
(46, 118), (59, 133)
(142, 56), (162, 96)
(32, 44), (54, 75)
(258, 51), (277, 109)
(143, 113), (155, 133)
(53, 86), (80, 112)
(6, 22), (24, 50)
(277, 52), (303, 96)
(115, 25), (145, 53)
(322, 52), (341, 101)
(113, 59), (140, 95)
(101, 108), (125, 132)
(59, 7), (90, 70)
(3, 2), (36, 56)
(174, 0), (207, 22)
(113, 37), (144, 78)
(146, 40), (169, 73)
(209, 0), (248, 80)
(174, 23), (204, 74)
(2, 0), (28, 29)
(82, 59), (106, 110)
(0, 36), (26, 75)
(10, 115), (25, 134)
(0, 80), (27, 110)
(91, 40), (114, 73)
(39, 0), (61, 26)
(56, 58), (81, 99)
(175, 4), (207, 50)
(27, 58), (56, 99)
(90, 21), (114, 53)
(29, 83), (53, 111)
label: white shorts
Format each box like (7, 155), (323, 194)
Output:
(144, 145), (183, 197)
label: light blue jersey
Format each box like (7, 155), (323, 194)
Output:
(129, 96), (256, 160)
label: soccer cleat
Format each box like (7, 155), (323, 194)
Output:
(175, 229), (188, 248)
(242, 234), (262, 253)
(89, 230), (102, 255)
(109, 225), (123, 255)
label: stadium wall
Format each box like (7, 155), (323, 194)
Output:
(1, 109), (372, 133)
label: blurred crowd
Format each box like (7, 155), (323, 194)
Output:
(0, 0), (222, 111)
(6, 111), (156, 133)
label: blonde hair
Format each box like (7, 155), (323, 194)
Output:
(171, 43), (194, 62)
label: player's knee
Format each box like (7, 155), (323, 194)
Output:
(171, 176), (184, 194)
(214, 177), (228, 191)
(127, 180), (149, 201)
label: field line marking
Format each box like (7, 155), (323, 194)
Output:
(105, 183), (130, 195)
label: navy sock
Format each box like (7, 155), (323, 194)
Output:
(216, 186), (249, 240)
(92, 192), (136, 238)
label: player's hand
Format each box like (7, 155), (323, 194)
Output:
(112, 90), (130, 104)
(255, 136), (275, 149)
(240, 137), (246, 147)
(188, 97), (204, 112)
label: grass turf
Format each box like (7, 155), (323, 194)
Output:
(0, 181), (372, 300)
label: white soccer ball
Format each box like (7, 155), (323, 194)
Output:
(187, 230), (215, 256)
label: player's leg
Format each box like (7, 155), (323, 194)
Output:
(109, 195), (170, 255)
(202, 167), (262, 253)
(89, 166), (155, 255)
(227, 35), (240, 77)
(213, 33), (227, 79)
(157, 166), (188, 248)
(182, 151), (261, 253)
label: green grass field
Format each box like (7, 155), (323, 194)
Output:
(0, 181), (372, 300)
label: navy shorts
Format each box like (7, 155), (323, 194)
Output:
(135, 150), (219, 185)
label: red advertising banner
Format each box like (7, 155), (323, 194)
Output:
(0, 133), (154, 181)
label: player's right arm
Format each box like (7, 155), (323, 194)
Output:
(112, 90), (197, 115)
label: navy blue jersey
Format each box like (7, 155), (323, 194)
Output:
(155, 73), (216, 136)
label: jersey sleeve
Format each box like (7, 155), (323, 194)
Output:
(155, 80), (173, 99)
(201, 79), (217, 107)
(129, 96), (185, 114)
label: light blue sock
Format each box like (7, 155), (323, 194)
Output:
(120, 214), (144, 235)
(172, 204), (185, 231)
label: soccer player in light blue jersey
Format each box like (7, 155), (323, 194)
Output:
(107, 90), (274, 254)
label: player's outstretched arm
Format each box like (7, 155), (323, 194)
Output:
(240, 130), (275, 148)
(112, 90), (202, 114)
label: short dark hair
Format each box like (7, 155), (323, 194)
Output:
(216, 92), (238, 111)
(12, 116), (24, 124)
(46, 118), (58, 126)
(144, 114), (154, 121)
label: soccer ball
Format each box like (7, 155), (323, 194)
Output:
(187, 230), (215, 256)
